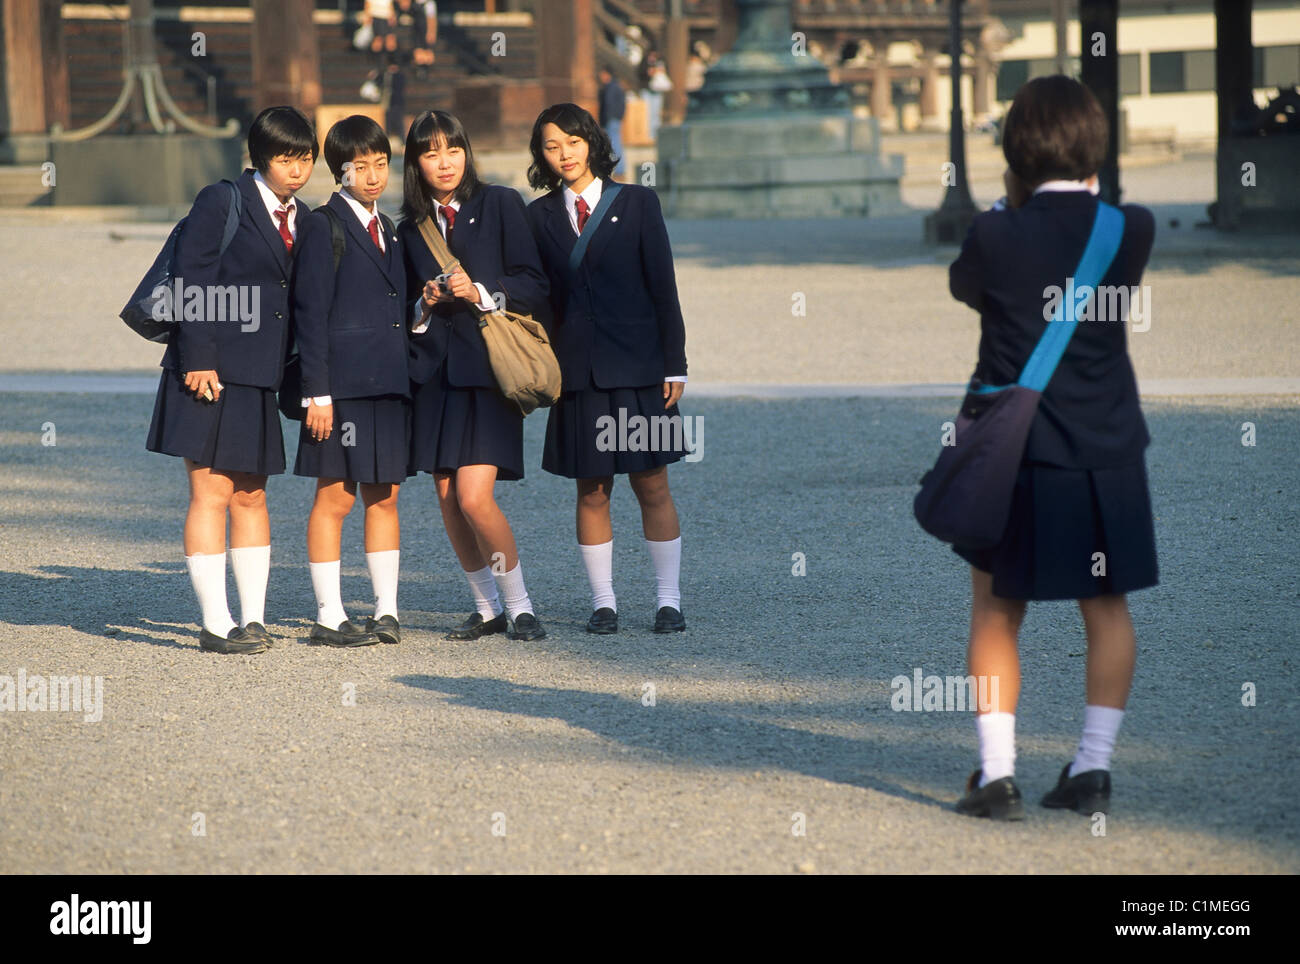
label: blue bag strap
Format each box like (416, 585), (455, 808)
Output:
(567, 182), (623, 276)
(218, 178), (241, 257)
(968, 202), (1125, 396)
(1017, 201), (1125, 391)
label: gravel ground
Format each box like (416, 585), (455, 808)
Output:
(0, 152), (1296, 874)
(0, 392), (1295, 874)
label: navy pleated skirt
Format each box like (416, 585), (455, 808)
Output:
(954, 458), (1159, 601)
(293, 395), (411, 485)
(409, 364), (524, 480)
(543, 380), (689, 479)
(146, 368), (285, 475)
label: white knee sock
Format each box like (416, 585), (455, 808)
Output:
(579, 540), (616, 612)
(976, 712), (1016, 785)
(494, 562), (533, 620)
(229, 544), (270, 628)
(310, 559), (348, 630)
(1070, 705), (1125, 775)
(366, 549), (400, 620)
(464, 565), (503, 619)
(645, 536), (682, 610)
(186, 552), (237, 637)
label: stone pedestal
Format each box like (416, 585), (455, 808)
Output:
(657, 113), (902, 218)
(50, 134), (243, 206)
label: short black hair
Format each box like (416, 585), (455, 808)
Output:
(527, 103), (618, 192)
(323, 114), (391, 184)
(247, 106), (318, 173)
(1002, 75), (1108, 186)
(400, 110), (483, 223)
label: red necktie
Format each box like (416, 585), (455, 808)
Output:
(275, 204), (294, 252)
(367, 216), (382, 251)
(575, 197), (590, 234)
(441, 204), (456, 243)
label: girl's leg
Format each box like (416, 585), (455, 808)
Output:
(183, 460), (237, 636)
(436, 472), (501, 620)
(360, 483), (401, 621)
(227, 472), (271, 630)
(577, 477), (617, 613)
(1069, 593), (1137, 775)
(455, 465), (534, 619)
(630, 466), (682, 616)
(307, 479), (357, 629)
(968, 567), (1026, 786)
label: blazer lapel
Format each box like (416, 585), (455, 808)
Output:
(579, 179), (629, 275)
(448, 190), (487, 261)
(239, 171), (291, 277)
(544, 190), (577, 260)
(330, 193), (397, 285)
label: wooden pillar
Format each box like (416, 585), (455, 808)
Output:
(919, 48), (939, 121)
(871, 46), (892, 128)
(1214, 0), (1253, 228)
(39, 0), (68, 129)
(535, 0), (596, 114)
(1080, 0), (1120, 204)
(973, 53), (990, 117)
(251, 0), (321, 113)
(714, 0), (739, 57)
(1, 0), (48, 136)
(664, 5), (689, 126)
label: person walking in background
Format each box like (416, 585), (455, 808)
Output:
(398, 110), (550, 643)
(145, 106), (318, 655)
(597, 68), (626, 179)
(946, 77), (1158, 821)
(525, 103), (689, 636)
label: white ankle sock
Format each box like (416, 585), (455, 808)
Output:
(645, 536), (682, 610)
(229, 544), (270, 628)
(464, 565), (503, 619)
(494, 562), (532, 620)
(976, 712), (1016, 786)
(186, 552), (237, 637)
(310, 559), (347, 630)
(1070, 705), (1125, 775)
(579, 540), (616, 612)
(366, 549), (400, 620)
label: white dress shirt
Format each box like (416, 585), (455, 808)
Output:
(562, 178), (686, 385)
(253, 169), (299, 239)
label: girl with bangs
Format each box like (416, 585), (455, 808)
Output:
(524, 103), (689, 637)
(398, 110), (551, 642)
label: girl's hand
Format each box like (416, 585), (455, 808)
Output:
(1003, 167), (1031, 209)
(306, 401), (334, 442)
(445, 268), (478, 303)
(663, 381), (684, 408)
(184, 369), (222, 402)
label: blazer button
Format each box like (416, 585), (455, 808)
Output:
(388, 291), (396, 297)
(445, 320), (452, 328)
(274, 311), (283, 319)
(280, 279), (287, 288)
(392, 322), (400, 328)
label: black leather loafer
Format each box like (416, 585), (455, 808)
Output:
(199, 626), (269, 655)
(445, 612), (508, 640)
(310, 620), (381, 647)
(1041, 763), (1111, 815)
(955, 769), (1025, 821)
(365, 615), (401, 645)
(653, 606), (686, 633)
(585, 607), (618, 634)
(242, 622), (274, 647)
(507, 612), (546, 641)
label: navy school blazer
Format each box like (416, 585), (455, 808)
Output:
(949, 190), (1157, 469)
(289, 192), (410, 401)
(162, 168), (294, 389)
(398, 184), (549, 387)
(526, 180), (688, 390)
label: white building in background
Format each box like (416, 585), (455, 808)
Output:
(990, 2), (1300, 147)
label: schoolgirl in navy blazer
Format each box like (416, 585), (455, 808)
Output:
(145, 105), (319, 656)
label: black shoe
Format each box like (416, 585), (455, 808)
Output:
(1041, 763), (1111, 815)
(955, 769), (1025, 821)
(585, 607), (618, 634)
(199, 625), (268, 655)
(309, 620), (381, 647)
(653, 606), (686, 633)
(507, 612), (546, 641)
(445, 612), (508, 640)
(365, 615), (401, 645)
(242, 622), (274, 647)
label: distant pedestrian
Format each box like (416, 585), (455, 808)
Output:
(597, 68), (626, 178)
(944, 76), (1158, 821)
